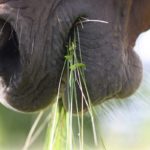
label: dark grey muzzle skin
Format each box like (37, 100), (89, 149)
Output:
(0, 0), (148, 113)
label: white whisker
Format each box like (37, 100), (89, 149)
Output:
(15, 8), (20, 31)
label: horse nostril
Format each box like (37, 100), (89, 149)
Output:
(0, 19), (20, 86)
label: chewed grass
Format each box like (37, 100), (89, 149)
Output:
(22, 20), (107, 150)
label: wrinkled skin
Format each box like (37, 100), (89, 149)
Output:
(0, 0), (149, 113)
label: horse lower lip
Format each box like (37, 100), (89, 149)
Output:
(0, 87), (21, 113)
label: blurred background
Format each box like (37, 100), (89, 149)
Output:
(0, 30), (150, 150)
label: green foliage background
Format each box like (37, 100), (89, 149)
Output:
(0, 106), (39, 150)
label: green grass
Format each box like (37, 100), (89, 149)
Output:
(22, 19), (108, 150)
(44, 27), (97, 150)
